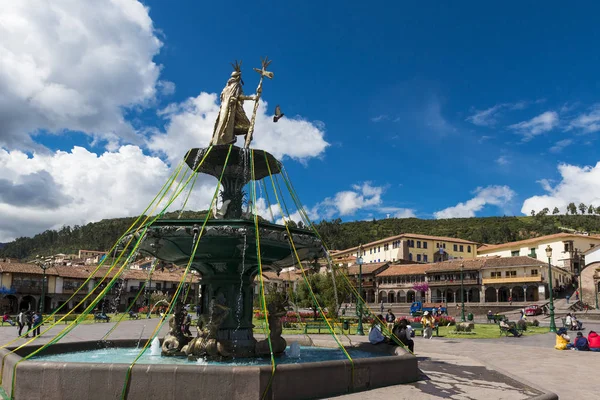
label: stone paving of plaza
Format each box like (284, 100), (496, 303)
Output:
(1, 318), (598, 399)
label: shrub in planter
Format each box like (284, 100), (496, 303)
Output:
(526, 319), (539, 327)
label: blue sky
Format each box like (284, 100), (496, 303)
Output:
(1, 1), (600, 241)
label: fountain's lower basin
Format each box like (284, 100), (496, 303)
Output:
(32, 345), (385, 366)
(1, 339), (418, 400)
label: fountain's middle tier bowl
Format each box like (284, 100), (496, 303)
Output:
(138, 219), (325, 275)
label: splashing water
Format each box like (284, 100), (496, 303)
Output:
(150, 337), (161, 356)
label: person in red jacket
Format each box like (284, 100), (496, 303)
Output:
(588, 331), (600, 352)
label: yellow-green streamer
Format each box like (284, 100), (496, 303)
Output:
(120, 145), (232, 399)
(279, 167), (409, 351)
(0, 160), (187, 351)
(263, 154), (355, 370)
(248, 150), (277, 400)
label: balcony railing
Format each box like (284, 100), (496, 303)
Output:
(428, 279), (479, 286)
(62, 286), (89, 294)
(482, 276), (542, 285)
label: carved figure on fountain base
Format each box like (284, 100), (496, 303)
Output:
(161, 303), (191, 356)
(255, 298), (287, 357)
(182, 294), (234, 360)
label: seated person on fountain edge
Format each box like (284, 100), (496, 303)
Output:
(368, 315), (386, 345)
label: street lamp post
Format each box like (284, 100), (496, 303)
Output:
(595, 280), (599, 310)
(35, 255), (55, 314)
(356, 245), (364, 336)
(545, 245), (557, 332)
(460, 263), (466, 322)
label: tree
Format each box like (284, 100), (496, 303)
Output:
(579, 203), (587, 214)
(589, 205), (595, 214)
(537, 208), (549, 216)
(567, 203), (577, 215)
(596, 206), (600, 215)
(552, 207), (560, 215)
(531, 210), (536, 216)
(295, 271), (352, 320)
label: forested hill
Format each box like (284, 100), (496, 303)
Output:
(1, 213), (599, 260)
(314, 215), (600, 250)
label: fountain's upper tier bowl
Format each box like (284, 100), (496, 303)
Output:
(185, 145), (281, 182)
(138, 219), (325, 275)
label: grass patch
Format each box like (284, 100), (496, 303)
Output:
(437, 324), (549, 339)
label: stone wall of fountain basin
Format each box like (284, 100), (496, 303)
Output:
(1, 339), (418, 400)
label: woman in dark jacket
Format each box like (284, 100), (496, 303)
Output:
(393, 319), (414, 353)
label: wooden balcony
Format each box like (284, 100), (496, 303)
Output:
(482, 276), (542, 285)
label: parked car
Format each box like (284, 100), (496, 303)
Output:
(524, 305), (542, 316)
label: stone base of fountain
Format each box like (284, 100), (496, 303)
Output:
(1, 339), (419, 400)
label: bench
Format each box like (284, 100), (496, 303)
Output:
(487, 314), (502, 323)
(303, 322), (329, 334)
(54, 314), (78, 324)
(411, 322), (439, 337)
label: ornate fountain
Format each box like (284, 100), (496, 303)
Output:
(0, 59), (419, 400)
(137, 58), (324, 360)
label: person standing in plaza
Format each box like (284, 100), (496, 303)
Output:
(17, 310), (25, 337)
(422, 311), (435, 339)
(385, 309), (396, 332)
(25, 311), (33, 338)
(32, 311), (42, 337)
(379, 301), (384, 314)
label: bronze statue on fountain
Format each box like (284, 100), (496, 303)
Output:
(138, 58), (325, 360)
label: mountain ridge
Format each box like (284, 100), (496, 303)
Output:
(1, 214), (599, 260)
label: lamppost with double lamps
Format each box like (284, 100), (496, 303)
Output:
(460, 263), (466, 322)
(545, 245), (557, 332)
(34, 255), (55, 313)
(356, 244), (365, 336)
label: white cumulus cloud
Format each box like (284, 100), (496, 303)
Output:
(0, 0), (163, 150)
(521, 162), (600, 214)
(509, 111), (559, 141)
(434, 185), (515, 219)
(0, 146), (176, 242)
(148, 93), (329, 164)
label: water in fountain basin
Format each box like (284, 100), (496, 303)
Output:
(150, 337), (161, 356)
(33, 346), (387, 366)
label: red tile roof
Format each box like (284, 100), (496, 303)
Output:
(376, 264), (431, 277)
(346, 262), (389, 276)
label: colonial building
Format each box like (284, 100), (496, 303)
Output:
(581, 245), (600, 307)
(345, 262), (389, 303)
(376, 263), (430, 304)
(0, 262), (199, 314)
(477, 233), (600, 275)
(371, 256), (571, 305)
(333, 233), (478, 265)
(479, 256), (569, 303)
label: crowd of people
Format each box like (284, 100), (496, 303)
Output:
(368, 309), (439, 353)
(4, 310), (43, 338)
(555, 328), (600, 351)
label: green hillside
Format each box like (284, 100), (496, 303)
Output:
(1, 213), (599, 260)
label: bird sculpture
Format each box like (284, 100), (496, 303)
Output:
(273, 105), (284, 122)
